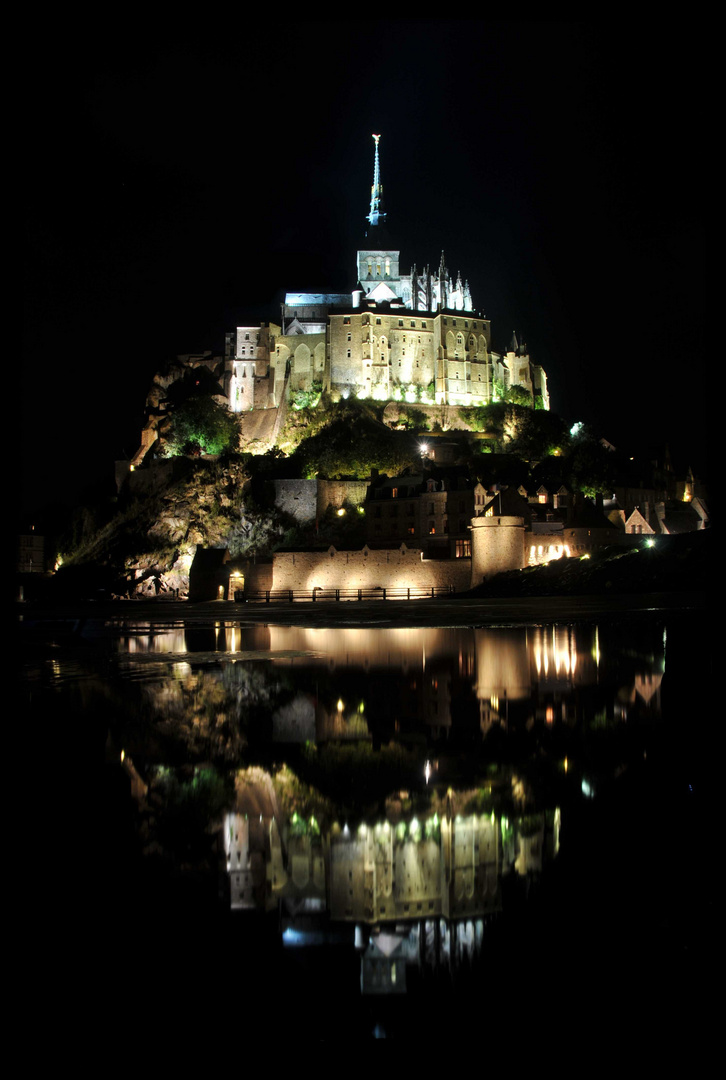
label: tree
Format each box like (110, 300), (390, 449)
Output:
(165, 397), (240, 456)
(506, 384), (533, 407)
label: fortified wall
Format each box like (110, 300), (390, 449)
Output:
(264, 545), (472, 594)
(272, 478), (369, 525)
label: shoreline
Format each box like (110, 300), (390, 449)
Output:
(16, 590), (706, 628)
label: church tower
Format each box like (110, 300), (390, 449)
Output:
(356, 135), (402, 302)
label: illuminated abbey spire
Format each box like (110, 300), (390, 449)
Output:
(366, 134), (386, 229)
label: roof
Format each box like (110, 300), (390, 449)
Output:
(284, 293), (352, 306)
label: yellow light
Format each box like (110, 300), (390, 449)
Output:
(337, 698), (344, 712)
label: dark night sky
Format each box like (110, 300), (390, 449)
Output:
(22, 21), (706, 516)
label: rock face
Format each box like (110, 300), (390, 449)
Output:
(64, 458), (255, 598)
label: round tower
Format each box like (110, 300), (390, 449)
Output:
(470, 515), (525, 586)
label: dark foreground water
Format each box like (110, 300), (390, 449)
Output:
(23, 602), (713, 1041)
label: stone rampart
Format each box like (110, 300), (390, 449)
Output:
(273, 479), (318, 524)
(316, 479), (369, 516)
(270, 546), (471, 593)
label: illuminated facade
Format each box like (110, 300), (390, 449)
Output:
(224, 136), (549, 412)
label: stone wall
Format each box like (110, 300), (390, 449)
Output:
(269, 545), (471, 593)
(316, 478), (369, 516)
(273, 479), (318, 524)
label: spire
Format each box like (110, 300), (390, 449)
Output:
(366, 134), (386, 228)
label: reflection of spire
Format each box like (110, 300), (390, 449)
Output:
(366, 134), (386, 228)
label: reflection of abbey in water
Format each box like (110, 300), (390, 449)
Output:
(223, 781), (560, 926)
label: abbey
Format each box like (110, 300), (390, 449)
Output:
(223, 136), (549, 416)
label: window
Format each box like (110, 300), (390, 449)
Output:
(422, 322), (427, 329)
(347, 332), (351, 341)
(344, 317), (350, 324)
(455, 540), (471, 558)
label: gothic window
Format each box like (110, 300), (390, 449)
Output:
(385, 259), (390, 276)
